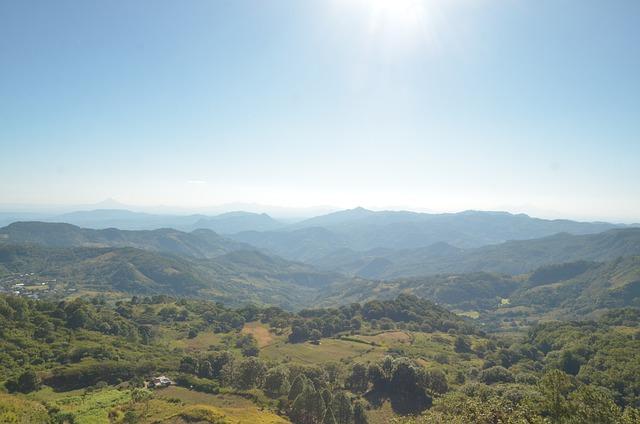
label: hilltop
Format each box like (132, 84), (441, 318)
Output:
(230, 208), (629, 263)
(311, 228), (640, 278)
(318, 255), (640, 325)
(0, 221), (248, 258)
(0, 243), (352, 310)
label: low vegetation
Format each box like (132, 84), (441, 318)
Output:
(1, 292), (639, 423)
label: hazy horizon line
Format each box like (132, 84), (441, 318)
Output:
(0, 198), (637, 225)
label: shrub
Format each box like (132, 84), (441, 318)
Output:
(479, 366), (515, 385)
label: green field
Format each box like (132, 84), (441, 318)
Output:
(261, 337), (384, 365)
(19, 385), (290, 424)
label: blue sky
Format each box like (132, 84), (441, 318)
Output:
(1, 0), (639, 221)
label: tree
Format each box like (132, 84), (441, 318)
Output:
(138, 325), (153, 345)
(208, 351), (233, 379)
(454, 336), (471, 353)
(236, 333), (260, 357)
(67, 307), (89, 329)
(353, 401), (368, 424)
(350, 318), (362, 331)
(242, 344), (260, 357)
(265, 366), (291, 398)
(427, 370), (449, 395)
(346, 363), (368, 393)
(198, 360), (213, 379)
(291, 385), (326, 424)
(310, 329), (322, 343)
(391, 360), (419, 394)
(289, 325), (310, 343)
(559, 351), (581, 376)
(289, 375), (308, 401)
(479, 366), (515, 385)
(179, 356), (199, 375)
(332, 391), (353, 424)
(323, 407), (337, 424)
(34, 320), (54, 340)
(321, 389), (333, 409)
(131, 388), (153, 418)
(568, 385), (622, 424)
(622, 407), (640, 424)
(387, 358), (433, 413)
(323, 362), (343, 388)
(538, 369), (575, 423)
(367, 363), (387, 391)
(123, 410), (138, 424)
(131, 387), (153, 403)
(234, 357), (267, 390)
(417, 392), (541, 424)
(17, 369), (41, 393)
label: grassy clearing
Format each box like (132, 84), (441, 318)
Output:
(155, 386), (290, 423)
(22, 385), (290, 424)
(0, 393), (50, 423)
(454, 310), (481, 319)
(261, 338), (384, 365)
(30, 387), (131, 424)
(366, 400), (397, 424)
(171, 330), (224, 351)
(242, 321), (278, 348)
(351, 331), (413, 346)
(612, 325), (639, 336)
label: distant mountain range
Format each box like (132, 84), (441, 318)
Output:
(1, 207), (637, 279)
(2, 221), (640, 315)
(0, 221), (249, 258)
(0, 209), (285, 233)
(1, 207), (631, 241)
(190, 211), (283, 233)
(229, 208), (633, 264)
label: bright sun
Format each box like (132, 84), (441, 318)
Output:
(369, 0), (427, 29)
(340, 0), (435, 47)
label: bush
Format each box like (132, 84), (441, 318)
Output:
(515, 372), (539, 385)
(7, 370), (42, 393)
(179, 405), (226, 423)
(479, 366), (515, 385)
(175, 374), (220, 394)
(44, 361), (154, 391)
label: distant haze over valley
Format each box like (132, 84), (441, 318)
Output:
(2, 204), (639, 290)
(1, 202), (639, 316)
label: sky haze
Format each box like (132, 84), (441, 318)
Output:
(1, 0), (639, 222)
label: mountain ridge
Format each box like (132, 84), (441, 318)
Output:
(314, 228), (640, 278)
(0, 221), (248, 258)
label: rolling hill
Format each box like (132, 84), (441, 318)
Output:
(317, 255), (640, 321)
(51, 209), (204, 231)
(0, 243), (353, 309)
(311, 228), (640, 279)
(230, 208), (629, 263)
(0, 208), (284, 233)
(190, 211), (284, 233)
(0, 221), (249, 259)
(292, 208), (624, 247)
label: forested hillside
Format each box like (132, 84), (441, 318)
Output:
(0, 221), (248, 258)
(231, 209), (628, 263)
(311, 228), (640, 278)
(0, 243), (353, 309)
(2, 220), (640, 423)
(1, 294), (639, 423)
(319, 256), (640, 325)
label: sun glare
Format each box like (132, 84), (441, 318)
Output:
(369, 0), (427, 30)
(339, 0), (437, 49)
